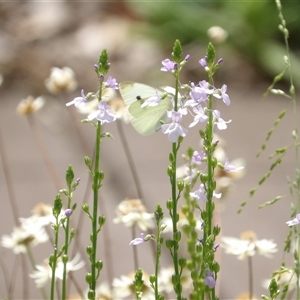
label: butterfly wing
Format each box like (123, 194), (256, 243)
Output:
(128, 99), (172, 135)
(119, 81), (173, 135)
(119, 82), (160, 107)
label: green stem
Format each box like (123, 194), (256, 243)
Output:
(50, 212), (60, 300)
(201, 74), (215, 300)
(154, 228), (161, 300)
(278, 2), (300, 298)
(171, 72), (182, 300)
(90, 120), (102, 297)
(62, 192), (72, 300)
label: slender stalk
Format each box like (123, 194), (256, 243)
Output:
(205, 93), (214, 236)
(0, 252), (9, 296)
(26, 246), (48, 300)
(153, 210), (163, 300)
(201, 75), (215, 300)
(62, 194), (72, 300)
(247, 255), (253, 300)
(50, 202), (60, 300)
(170, 72), (182, 300)
(0, 128), (20, 225)
(8, 256), (18, 300)
(0, 127), (28, 299)
(73, 173), (92, 272)
(115, 120), (145, 200)
(90, 120), (102, 297)
(116, 119), (158, 267)
(276, 1), (300, 298)
(27, 115), (62, 191)
(98, 190), (114, 284)
(131, 225), (139, 271)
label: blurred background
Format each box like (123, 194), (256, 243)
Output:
(1, 1), (300, 299)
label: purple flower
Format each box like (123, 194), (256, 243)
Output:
(66, 89), (87, 107)
(286, 213), (300, 226)
(141, 91), (162, 108)
(105, 76), (118, 89)
(192, 150), (205, 164)
(65, 209), (73, 217)
(184, 54), (190, 62)
(185, 81), (213, 107)
(223, 158), (244, 172)
(217, 58), (223, 65)
(214, 243), (220, 251)
(205, 271), (216, 289)
(129, 233), (146, 246)
(184, 168), (196, 183)
(189, 105), (209, 128)
(199, 57), (207, 68)
(161, 59), (177, 72)
(213, 110), (231, 130)
(161, 110), (188, 143)
(190, 184), (207, 203)
(190, 184), (221, 202)
(213, 84), (230, 106)
(87, 101), (116, 124)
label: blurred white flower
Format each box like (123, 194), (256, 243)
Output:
(1, 225), (48, 254)
(45, 67), (78, 94)
(77, 89), (130, 124)
(112, 271), (153, 300)
(30, 253), (85, 288)
(113, 198), (154, 231)
(69, 282), (113, 300)
(221, 230), (278, 260)
(163, 210), (203, 234)
(20, 203), (66, 230)
(235, 292), (259, 299)
(159, 266), (193, 293)
(16, 95), (45, 116)
(96, 281), (113, 300)
(207, 26), (228, 43)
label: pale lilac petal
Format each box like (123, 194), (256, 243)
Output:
(286, 214), (300, 226)
(129, 233), (145, 245)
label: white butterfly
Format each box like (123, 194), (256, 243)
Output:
(119, 82), (174, 136)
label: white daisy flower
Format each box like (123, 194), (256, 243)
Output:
(45, 67), (78, 94)
(221, 230), (278, 260)
(113, 198), (154, 231)
(30, 253), (85, 288)
(19, 203), (66, 230)
(1, 225), (48, 254)
(16, 95), (45, 116)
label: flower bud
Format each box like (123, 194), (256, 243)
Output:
(86, 245), (93, 256)
(65, 209), (73, 217)
(166, 199), (173, 210)
(95, 260), (103, 271)
(82, 203), (90, 214)
(62, 254), (68, 264)
(174, 230), (181, 242)
(85, 273), (92, 284)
